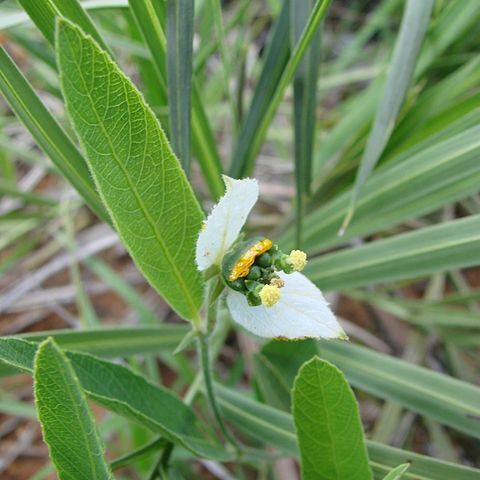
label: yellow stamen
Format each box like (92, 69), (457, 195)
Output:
(289, 250), (307, 271)
(228, 238), (273, 282)
(259, 284), (280, 307)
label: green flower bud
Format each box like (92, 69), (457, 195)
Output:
(246, 265), (262, 281)
(256, 251), (272, 268)
(228, 278), (245, 292)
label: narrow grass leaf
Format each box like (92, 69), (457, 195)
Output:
(0, 47), (108, 222)
(229, 0), (290, 178)
(383, 463), (410, 480)
(18, 0), (111, 53)
(341, 0), (434, 233)
(214, 384), (480, 480)
(166, 0), (194, 171)
(0, 338), (230, 460)
(19, 325), (189, 357)
(281, 125), (480, 252)
(291, 0), (321, 247)
(293, 357), (372, 480)
(34, 338), (113, 480)
(56, 19), (204, 321)
(0, 1), (130, 31)
(306, 215), (480, 291)
(231, 0), (331, 177)
(319, 341), (480, 439)
(128, 0), (223, 198)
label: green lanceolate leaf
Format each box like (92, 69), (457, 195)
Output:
(34, 338), (113, 480)
(1, 338), (229, 460)
(56, 19), (204, 322)
(166, 0), (194, 171)
(341, 0), (434, 233)
(292, 357), (372, 480)
(382, 463), (410, 480)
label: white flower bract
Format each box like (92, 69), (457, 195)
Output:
(196, 176), (258, 271)
(196, 175), (346, 340)
(227, 272), (344, 339)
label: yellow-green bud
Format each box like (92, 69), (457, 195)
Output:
(259, 284), (281, 307)
(288, 250), (307, 271)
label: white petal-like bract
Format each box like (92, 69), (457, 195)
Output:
(226, 272), (345, 339)
(196, 176), (258, 271)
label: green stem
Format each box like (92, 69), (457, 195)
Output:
(198, 331), (241, 453)
(147, 305), (232, 477)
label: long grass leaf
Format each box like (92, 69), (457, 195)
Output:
(230, 0), (331, 177)
(0, 47), (108, 221)
(305, 215), (480, 291)
(214, 384), (480, 479)
(291, 0), (321, 248)
(128, 0), (223, 198)
(228, 1), (290, 178)
(340, 0), (434, 233)
(280, 125), (480, 252)
(166, 0), (194, 171)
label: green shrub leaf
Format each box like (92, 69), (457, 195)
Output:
(34, 338), (113, 480)
(56, 18), (204, 322)
(292, 357), (372, 480)
(1, 337), (229, 461)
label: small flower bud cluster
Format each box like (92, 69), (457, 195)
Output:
(223, 239), (307, 308)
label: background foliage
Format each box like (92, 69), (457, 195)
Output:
(0, 0), (479, 479)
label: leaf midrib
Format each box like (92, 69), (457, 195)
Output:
(64, 29), (199, 319)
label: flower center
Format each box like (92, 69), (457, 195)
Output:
(228, 238), (273, 282)
(222, 236), (307, 307)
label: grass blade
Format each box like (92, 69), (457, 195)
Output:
(215, 384), (480, 479)
(340, 0), (434, 234)
(305, 215), (480, 291)
(291, 0), (321, 247)
(229, 0), (290, 178)
(20, 325), (189, 357)
(128, 0), (223, 198)
(231, 0), (331, 177)
(319, 340), (480, 439)
(56, 19), (204, 322)
(280, 125), (480, 252)
(166, 0), (194, 171)
(0, 47), (108, 222)
(17, 0), (111, 53)
(34, 338), (113, 480)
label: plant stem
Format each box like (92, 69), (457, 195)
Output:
(197, 331), (241, 453)
(147, 309), (232, 477)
